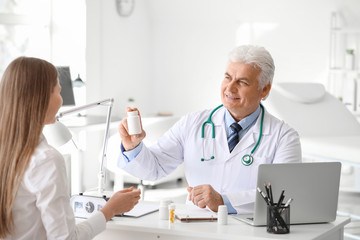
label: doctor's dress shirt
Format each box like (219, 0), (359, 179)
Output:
(5, 134), (105, 240)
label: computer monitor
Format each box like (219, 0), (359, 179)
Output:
(56, 66), (75, 106)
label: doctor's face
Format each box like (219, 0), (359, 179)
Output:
(221, 61), (271, 122)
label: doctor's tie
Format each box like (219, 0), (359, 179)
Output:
(228, 123), (242, 153)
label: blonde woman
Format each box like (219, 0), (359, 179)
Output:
(0, 57), (141, 239)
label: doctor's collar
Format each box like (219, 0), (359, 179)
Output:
(224, 105), (261, 132)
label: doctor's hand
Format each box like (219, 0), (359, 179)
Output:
(118, 107), (146, 151)
(100, 186), (141, 221)
(187, 184), (224, 212)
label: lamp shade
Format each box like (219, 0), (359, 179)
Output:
(43, 120), (72, 147)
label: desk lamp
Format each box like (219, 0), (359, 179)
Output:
(43, 98), (114, 198)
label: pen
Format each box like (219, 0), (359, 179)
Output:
(257, 187), (270, 205)
(284, 198), (293, 207)
(280, 198), (293, 214)
(268, 182), (274, 205)
(277, 190), (285, 207)
(264, 182), (270, 200)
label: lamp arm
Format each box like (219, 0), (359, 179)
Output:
(57, 98), (114, 118)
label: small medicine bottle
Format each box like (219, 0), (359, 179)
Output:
(168, 204), (176, 223)
(159, 200), (172, 220)
(217, 205), (228, 225)
(127, 110), (142, 135)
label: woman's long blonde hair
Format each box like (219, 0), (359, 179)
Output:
(0, 57), (58, 237)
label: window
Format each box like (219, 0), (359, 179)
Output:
(0, 0), (51, 76)
(0, 0), (86, 93)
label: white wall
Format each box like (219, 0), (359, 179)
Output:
(86, 0), (360, 117)
(51, 0), (86, 81)
(86, 0), (151, 117)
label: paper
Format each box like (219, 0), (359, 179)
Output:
(121, 201), (159, 218)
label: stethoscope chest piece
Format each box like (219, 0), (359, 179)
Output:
(242, 154), (253, 166)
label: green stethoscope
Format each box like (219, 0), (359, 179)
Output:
(201, 104), (265, 166)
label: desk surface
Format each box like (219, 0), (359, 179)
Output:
(88, 204), (350, 240)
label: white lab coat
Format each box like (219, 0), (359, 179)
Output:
(118, 106), (301, 214)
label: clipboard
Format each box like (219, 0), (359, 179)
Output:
(175, 214), (217, 222)
(174, 205), (218, 222)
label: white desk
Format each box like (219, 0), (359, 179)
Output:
(91, 207), (350, 240)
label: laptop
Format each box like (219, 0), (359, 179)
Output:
(233, 162), (341, 226)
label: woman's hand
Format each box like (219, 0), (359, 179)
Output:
(100, 186), (141, 221)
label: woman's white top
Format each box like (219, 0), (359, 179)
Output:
(6, 134), (106, 240)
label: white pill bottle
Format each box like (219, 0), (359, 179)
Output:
(217, 205), (228, 225)
(159, 200), (172, 220)
(127, 110), (142, 135)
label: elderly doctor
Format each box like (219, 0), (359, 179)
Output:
(117, 45), (302, 214)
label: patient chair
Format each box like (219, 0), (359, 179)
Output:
(263, 82), (360, 169)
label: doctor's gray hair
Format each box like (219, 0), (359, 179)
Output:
(228, 45), (275, 90)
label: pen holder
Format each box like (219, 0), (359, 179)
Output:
(266, 204), (290, 234)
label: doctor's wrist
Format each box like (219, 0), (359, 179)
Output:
(122, 141), (141, 152)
